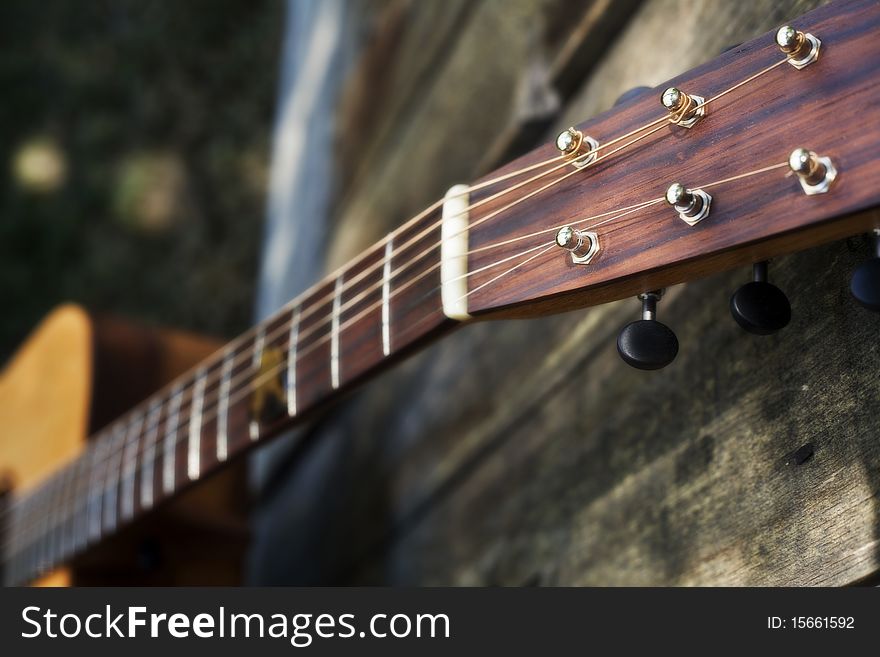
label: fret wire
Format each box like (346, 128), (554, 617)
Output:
(102, 423), (127, 533)
(74, 444), (92, 553)
(163, 384), (184, 495)
(331, 275), (343, 389)
(8, 499), (23, 584)
(60, 459), (76, 559)
(27, 486), (39, 576)
(140, 399), (163, 509)
(29, 480), (40, 574)
(249, 328), (265, 441)
(41, 473), (54, 571)
(42, 469), (58, 570)
(57, 462), (75, 562)
(287, 306), (300, 416)
(188, 367), (208, 480)
(217, 348), (234, 461)
(382, 240), (393, 356)
(87, 437), (107, 543)
(120, 412), (144, 520)
(42, 470), (55, 569)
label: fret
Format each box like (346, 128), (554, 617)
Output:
(249, 328), (266, 440)
(75, 443), (95, 550)
(50, 469), (66, 565)
(382, 240), (393, 356)
(46, 474), (61, 571)
(18, 495), (29, 581)
(217, 348), (234, 461)
(4, 498), (17, 585)
(26, 492), (38, 580)
(43, 471), (61, 569)
(6, 499), (24, 586)
(73, 446), (92, 553)
(28, 479), (42, 575)
(52, 469), (68, 565)
(60, 459), (78, 560)
(87, 436), (109, 542)
(331, 275), (343, 389)
(23, 487), (37, 577)
(25, 491), (38, 578)
(163, 384), (184, 495)
(56, 463), (76, 562)
(188, 367), (207, 480)
(120, 412), (143, 520)
(102, 423), (127, 533)
(287, 305), (300, 416)
(140, 399), (163, 509)
(14, 503), (25, 584)
(36, 476), (52, 574)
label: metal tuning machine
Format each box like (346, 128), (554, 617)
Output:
(555, 225), (599, 265)
(555, 127), (599, 169)
(776, 25), (820, 69)
(789, 147), (836, 195)
(661, 87), (705, 128)
(665, 182), (712, 226)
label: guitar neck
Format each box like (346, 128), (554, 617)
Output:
(2, 212), (456, 585)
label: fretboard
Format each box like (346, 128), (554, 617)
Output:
(1, 213), (455, 585)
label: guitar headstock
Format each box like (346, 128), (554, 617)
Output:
(457, 0), (879, 335)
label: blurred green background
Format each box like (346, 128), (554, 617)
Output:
(0, 0), (283, 363)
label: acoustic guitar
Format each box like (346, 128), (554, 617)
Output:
(2, 0), (878, 586)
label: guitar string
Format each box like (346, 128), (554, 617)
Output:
(1, 54), (797, 561)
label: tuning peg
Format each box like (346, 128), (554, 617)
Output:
(850, 229), (880, 312)
(617, 290), (679, 370)
(729, 261), (791, 335)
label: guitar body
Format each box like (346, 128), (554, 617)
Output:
(0, 305), (91, 585)
(0, 305), (248, 585)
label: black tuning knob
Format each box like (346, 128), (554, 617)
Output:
(617, 290), (679, 370)
(850, 229), (880, 312)
(729, 261), (791, 335)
